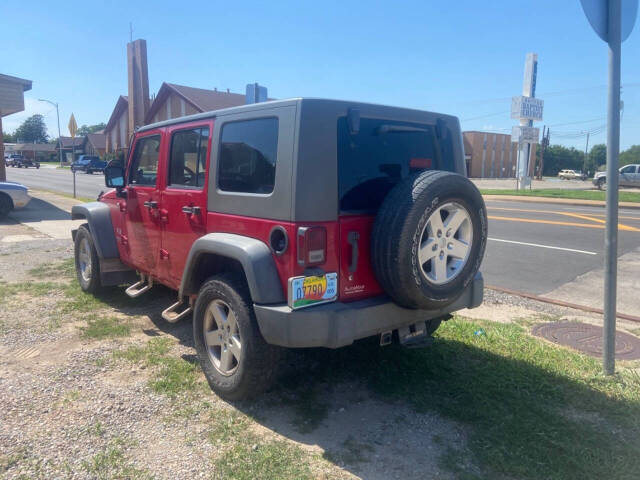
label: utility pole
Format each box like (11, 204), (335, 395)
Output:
(537, 125), (547, 179)
(584, 132), (590, 175)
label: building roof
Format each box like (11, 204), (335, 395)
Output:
(85, 132), (106, 150)
(7, 143), (56, 152)
(145, 83), (246, 123)
(0, 73), (32, 91)
(104, 95), (129, 133)
(58, 136), (85, 148)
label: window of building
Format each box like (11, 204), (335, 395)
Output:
(168, 127), (209, 188)
(218, 118), (278, 194)
(128, 135), (161, 186)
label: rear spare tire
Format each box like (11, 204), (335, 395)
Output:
(372, 171), (487, 310)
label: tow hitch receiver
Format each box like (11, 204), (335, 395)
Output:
(398, 321), (434, 349)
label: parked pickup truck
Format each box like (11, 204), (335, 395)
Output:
(71, 155), (107, 174)
(6, 154), (39, 169)
(71, 99), (487, 400)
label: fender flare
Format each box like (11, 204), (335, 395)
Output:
(180, 233), (285, 305)
(71, 202), (119, 259)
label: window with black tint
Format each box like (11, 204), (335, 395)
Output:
(218, 118), (278, 194)
(169, 127), (209, 188)
(128, 135), (161, 186)
(337, 117), (454, 212)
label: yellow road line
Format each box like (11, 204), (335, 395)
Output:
(488, 206), (640, 222)
(487, 215), (640, 232)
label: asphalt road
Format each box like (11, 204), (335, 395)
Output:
(6, 165), (106, 200)
(6, 166), (640, 298)
(482, 199), (640, 295)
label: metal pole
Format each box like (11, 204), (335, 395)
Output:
(604, 0), (621, 376)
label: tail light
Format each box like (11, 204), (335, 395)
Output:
(297, 226), (326, 266)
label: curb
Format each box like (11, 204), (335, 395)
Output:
(482, 194), (640, 210)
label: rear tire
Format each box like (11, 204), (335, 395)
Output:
(193, 273), (281, 400)
(372, 171), (487, 310)
(74, 224), (102, 293)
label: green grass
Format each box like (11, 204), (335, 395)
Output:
(81, 438), (151, 480)
(80, 315), (131, 339)
(283, 317), (640, 479)
(215, 438), (313, 480)
(0, 281), (58, 303)
(28, 258), (75, 280)
(113, 337), (202, 397)
(480, 188), (640, 203)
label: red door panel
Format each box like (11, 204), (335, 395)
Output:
(159, 121), (213, 289)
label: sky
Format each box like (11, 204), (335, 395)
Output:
(1, 0), (639, 150)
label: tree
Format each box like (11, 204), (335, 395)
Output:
(620, 145), (640, 166)
(585, 144), (606, 174)
(541, 145), (585, 176)
(2, 131), (16, 143)
(76, 123), (106, 136)
(14, 114), (48, 143)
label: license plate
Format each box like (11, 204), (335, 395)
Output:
(288, 272), (338, 309)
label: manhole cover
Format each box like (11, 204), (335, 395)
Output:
(532, 322), (640, 360)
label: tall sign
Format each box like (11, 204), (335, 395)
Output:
(512, 53), (543, 190)
(580, 0), (637, 375)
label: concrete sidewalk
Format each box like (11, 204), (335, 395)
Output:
(6, 190), (84, 240)
(483, 194), (640, 210)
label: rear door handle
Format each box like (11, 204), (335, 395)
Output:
(143, 200), (158, 209)
(348, 231), (360, 273)
(182, 205), (201, 215)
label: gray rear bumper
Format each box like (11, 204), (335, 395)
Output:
(254, 272), (483, 349)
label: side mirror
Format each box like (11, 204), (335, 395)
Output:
(104, 161), (125, 189)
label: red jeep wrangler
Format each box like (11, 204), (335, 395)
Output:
(72, 99), (487, 400)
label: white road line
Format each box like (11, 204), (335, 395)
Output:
(487, 237), (598, 255)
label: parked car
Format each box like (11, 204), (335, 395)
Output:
(0, 181), (31, 220)
(71, 99), (487, 400)
(558, 169), (587, 180)
(593, 164), (640, 189)
(71, 155), (107, 174)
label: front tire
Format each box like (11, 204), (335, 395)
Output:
(597, 178), (606, 190)
(194, 273), (281, 400)
(74, 224), (102, 293)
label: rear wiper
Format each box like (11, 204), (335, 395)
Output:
(375, 125), (430, 135)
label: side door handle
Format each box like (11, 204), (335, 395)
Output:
(182, 205), (201, 215)
(143, 200), (158, 209)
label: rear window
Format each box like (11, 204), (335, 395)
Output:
(338, 117), (455, 212)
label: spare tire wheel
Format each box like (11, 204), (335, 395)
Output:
(372, 171), (487, 309)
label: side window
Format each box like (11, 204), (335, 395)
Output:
(218, 118), (278, 194)
(168, 127), (210, 188)
(620, 165), (635, 174)
(128, 135), (161, 186)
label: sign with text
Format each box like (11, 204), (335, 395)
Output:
(511, 125), (540, 144)
(511, 96), (544, 121)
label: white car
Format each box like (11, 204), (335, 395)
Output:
(558, 169), (587, 180)
(0, 181), (31, 220)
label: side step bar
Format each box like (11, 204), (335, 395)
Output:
(162, 298), (193, 323)
(125, 274), (153, 298)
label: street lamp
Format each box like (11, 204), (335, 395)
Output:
(38, 98), (63, 167)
